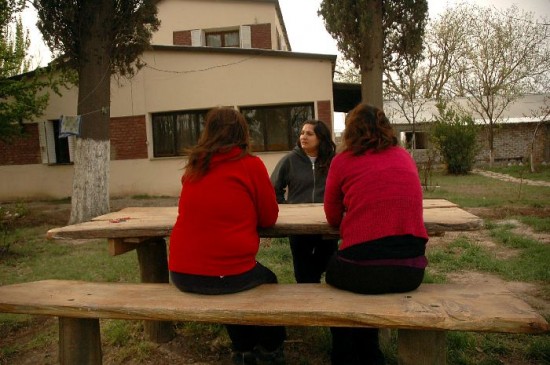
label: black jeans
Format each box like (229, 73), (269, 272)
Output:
(170, 263), (286, 352)
(289, 234), (338, 283)
(325, 237), (426, 365)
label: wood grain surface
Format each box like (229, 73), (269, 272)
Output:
(0, 280), (546, 334)
(46, 200), (482, 240)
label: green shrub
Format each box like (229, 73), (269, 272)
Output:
(431, 102), (479, 175)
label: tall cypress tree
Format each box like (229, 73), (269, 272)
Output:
(319, 0), (428, 108)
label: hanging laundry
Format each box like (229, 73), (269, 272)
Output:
(59, 115), (82, 138)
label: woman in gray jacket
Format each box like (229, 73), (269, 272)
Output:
(270, 120), (338, 283)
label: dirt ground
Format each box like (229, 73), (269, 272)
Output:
(1, 199), (549, 365)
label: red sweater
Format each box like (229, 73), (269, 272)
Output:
(168, 148), (279, 276)
(324, 146), (428, 250)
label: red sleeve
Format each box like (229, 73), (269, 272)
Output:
(323, 154), (345, 227)
(247, 156), (279, 227)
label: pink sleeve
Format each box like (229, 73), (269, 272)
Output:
(323, 155), (345, 227)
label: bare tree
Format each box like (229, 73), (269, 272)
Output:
(448, 4), (550, 166)
(383, 4), (471, 154)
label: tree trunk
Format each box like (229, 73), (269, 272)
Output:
(530, 122), (544, 173)
(70, 139), (110, 224)
(360, 0), (384, 109)
(488, 122), (494, 167)
(69, 0), (114, 224)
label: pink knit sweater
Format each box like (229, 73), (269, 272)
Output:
(324, 146), (428, 250)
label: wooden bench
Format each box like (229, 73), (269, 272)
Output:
(0, 280), (547, 365)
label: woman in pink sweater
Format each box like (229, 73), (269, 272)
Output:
(324, 103), (429, 365)
(169, 107), (286, 365)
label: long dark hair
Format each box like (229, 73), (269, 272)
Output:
(184, 107), (250, 181)
(296, 119), (336, 174)
(340, 103), (397, 155)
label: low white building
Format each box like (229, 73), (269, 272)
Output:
(0, 0), (340, 201)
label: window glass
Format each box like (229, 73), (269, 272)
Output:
(206, 34), (221, 47)
(52, 120), (71, 163)
(152, 104), (314, 157)
(243, 109), (265, 152)
(206, 30), (240, 47)
(152, 114), (176, 157)
(241, 104), (314, 152)
(224, 32), (240, 47)
(152, 110), (207, 157)
(403, 131), (428, 149)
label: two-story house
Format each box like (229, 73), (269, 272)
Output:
(0, 0), (339, 201)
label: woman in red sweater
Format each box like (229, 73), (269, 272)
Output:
(169, 107), (286, 365)
(324, 103), (429, 365)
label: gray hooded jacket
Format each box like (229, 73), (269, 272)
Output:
(270, 146), (328, 204)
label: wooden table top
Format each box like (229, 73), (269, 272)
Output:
(47, 199), (482, 240)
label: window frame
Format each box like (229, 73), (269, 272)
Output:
(39, 120), (74, 165)
(150, 103), (316, 158)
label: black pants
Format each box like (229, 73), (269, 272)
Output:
(289, 234), (339, 283)
(325, 242), (426, 365)
(170, 263), (286, 352)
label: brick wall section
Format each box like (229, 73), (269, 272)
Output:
(392, 122), (549, 165)
(250, 23), (272, 49)
(173, 30), (192, 46)
(317, 100), (333, 132)
(0, 124), (42, 165)
(489, 124), (547, 162)
(110, 115), (148, 160)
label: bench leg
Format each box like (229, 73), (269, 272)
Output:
(136, 237), (175, 343)
(59, 317), (102, 365)
(397, 329), (446, 365)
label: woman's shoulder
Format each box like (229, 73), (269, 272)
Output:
(333, 150), (353, 161)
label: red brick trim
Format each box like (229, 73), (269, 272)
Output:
(250, 23), (272, 49)
(110, 115), (148, 160)
(317, 100), (333, 132)
(173, 30), (192, 46)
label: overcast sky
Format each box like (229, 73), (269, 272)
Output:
(278, 0), (550, 55)
(22, 0), (550, 65)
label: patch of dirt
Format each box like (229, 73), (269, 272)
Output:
(1, 199), (549, 365)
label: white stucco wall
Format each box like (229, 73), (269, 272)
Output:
(0, 151), (289, 201)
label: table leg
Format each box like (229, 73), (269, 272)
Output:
(136, 237), (175, 343)
(59, 317), (102, 365)
(397, 329), (446, 365)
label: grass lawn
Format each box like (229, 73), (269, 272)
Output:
(0, 167), (549, 364)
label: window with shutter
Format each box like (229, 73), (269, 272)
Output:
(38, 120), (73, 164)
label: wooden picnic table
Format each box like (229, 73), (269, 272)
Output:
(47, 199), (480, 242)
(45, 199), (483, 342)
